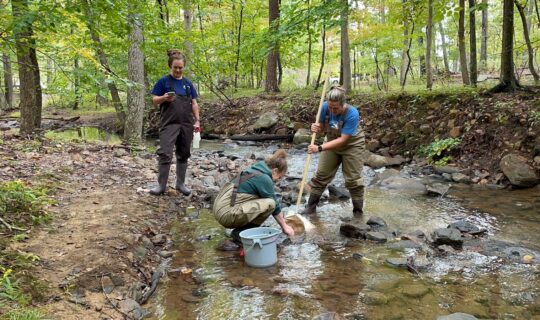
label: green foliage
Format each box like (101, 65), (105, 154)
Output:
(0, 266), (31, 308)
(0, 181), (52, 232)
(1, 308), (46, 320)
(417, 138), (460, 165)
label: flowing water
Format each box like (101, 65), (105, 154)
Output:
(156, 141), (540, 319)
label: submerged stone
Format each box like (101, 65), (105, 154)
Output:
(366, 231), (387, 243)
(436, 313), (478, 320)
(401, 283), (430, 298)
(362, 291), (389, 305)
(366, 216), (387, 228)
(340, 223), (370, 239)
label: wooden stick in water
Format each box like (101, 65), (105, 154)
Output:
(294, 75), (330, 214)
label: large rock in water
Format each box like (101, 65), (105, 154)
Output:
(293, 128), (312, 145)
(499, 153), (539, 187)
(432, 228), (463, 249)
(253, 112), (279, 131)
(379, 176), (427, 195)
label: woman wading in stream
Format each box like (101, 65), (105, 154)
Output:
(212, 149), (295, 244)
(304, 86), (366, 215)
(149, 50), (201, 196)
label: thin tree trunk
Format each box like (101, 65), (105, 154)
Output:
(277, 51), (283, 85)
(197, 4), (209, 63)
(183, 0), (194, 59)
(438, 22), (451, 73)
(315, 6), (326, 90)
(2, 54), (13, 110)
(340, 0), (351, 91)
(306, 0), (312, 87)
(469, 0), (478, 86)
(459, 0), (471, 85)
(480, 0), (488, 67)
(515, 0), (540, 84)
(73, 56), (80, 110)
(265, 0), (280, 92)
(12, 0), (42, 134)
(124, 11), (145, 141)
(418, 36), (426, 76)
(402, 20), (415, 89)
(527, 0), (534, 33)
(234, 3), (244, 90)
(492, 0), (519, 92)
(83, 0), (125, 126)
(400, 0), (410, 87)
(426, 0), (434, 89)
(353, 46), (357, 88)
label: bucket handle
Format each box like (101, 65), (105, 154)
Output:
(245, 238), (263, 252)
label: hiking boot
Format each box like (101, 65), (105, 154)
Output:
(352, 199), (364, 215)
(175, 161), (191, 196)
(149, 163), (170, 195)
(301, 193), (322, 215)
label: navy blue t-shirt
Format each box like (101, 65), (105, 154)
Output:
(151, 75), (198, 99)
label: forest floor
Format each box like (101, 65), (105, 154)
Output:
(0, 87), (539, 319)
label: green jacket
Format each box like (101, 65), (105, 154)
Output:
(237, 161), (281, 216)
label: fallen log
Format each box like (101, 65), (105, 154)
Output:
(229, 134), (293, 142)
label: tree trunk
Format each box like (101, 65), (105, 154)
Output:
(306, 0), (312, 87)
(340, 0), (351, 91)
(469, 0), (478, 86)
(418, 36), (426, 76)
(83, 0), (125, 126)
(183, 0), (194, 61)
(353, 46), (357, 88)
(12, 0), (42, 134)
(315, 8), (326, 90)
(124, 12), (146, 142)
(234, 3), (244, 90)
(2, 54), (13, 110)
(492, 0), (519, 92)
(438, 22), (451, 73)
(73, 55), (80, 110)
(480, 0), (488, 67)
(527, 0), (534, 33)
(515, 0), (540, 84)
(265, 0), (280, 92)
(426, 0), (434, 89)
(458, 0), (471, 85)
(400, 0), (410, 87)
(277, 51), (283, 85)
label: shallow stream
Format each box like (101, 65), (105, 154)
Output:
(149, 141), (539, 319)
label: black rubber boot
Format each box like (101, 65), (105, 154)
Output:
(352, 199), (364, 215)
(149, 163), (171, 195)
(175, 161), (191, 196)
(231, 223), (260, 246)
(301, 193), (322, 215)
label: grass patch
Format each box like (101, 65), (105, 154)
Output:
(0, 307), (47, 320)
(0, 180), (52, 233)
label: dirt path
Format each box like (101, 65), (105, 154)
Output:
(1, 131), (195, 319)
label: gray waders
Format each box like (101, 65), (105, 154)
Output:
(150, 76), (194, 196)
(213, 171), (276, 244)
(304, 105), (366, 215)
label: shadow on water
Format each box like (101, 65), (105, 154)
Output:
(153, 142), (539, 319)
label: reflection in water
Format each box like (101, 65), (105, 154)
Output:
(44, 127), (122, 144)
(155, 142), (540, 319)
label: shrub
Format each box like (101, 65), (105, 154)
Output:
(417, 138), (461, 166)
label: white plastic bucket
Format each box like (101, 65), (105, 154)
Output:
(239, 227), (281, 268)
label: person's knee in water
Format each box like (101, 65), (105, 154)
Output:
(212, 149), (296, 244)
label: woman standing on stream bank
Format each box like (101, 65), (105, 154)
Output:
(149, 50), (201, 196)
(212, 149), (295, 244)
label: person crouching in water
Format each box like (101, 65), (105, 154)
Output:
(149, 49), (200, 196)
(212, 150), (295, 244)
(304, 86), (366, 215)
